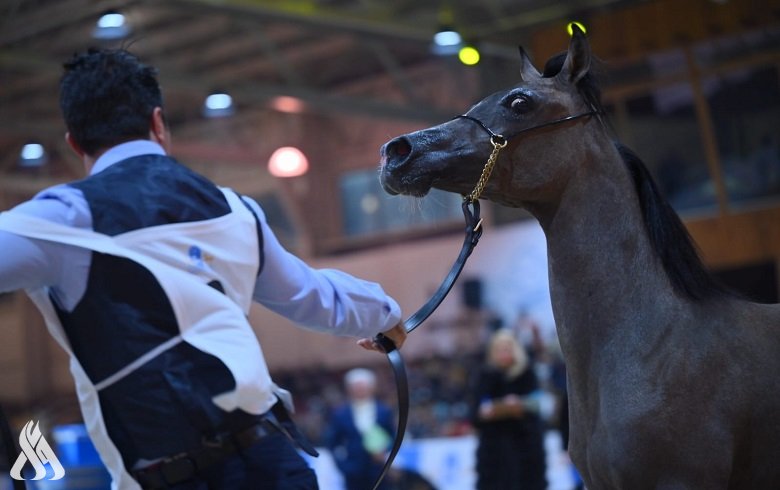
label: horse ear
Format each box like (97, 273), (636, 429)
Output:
(557, 24), (591, 84)
(517, 46), (541, 81)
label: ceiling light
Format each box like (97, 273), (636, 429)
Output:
(270, 96), (305, 114)
(202, 92), (235, 118)
(431, 27), (463, 56)
(458, 46), (480, 66)
(268, 147), (309, 178)
(18, 143), (47, 167)
(434, 30), (462, 47)
(92, 11), (130, 40)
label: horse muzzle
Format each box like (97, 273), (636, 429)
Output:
(379, 135), (432, 196)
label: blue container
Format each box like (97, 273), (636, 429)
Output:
(29, 424), (112, 490)
(52, 425), (103, 468)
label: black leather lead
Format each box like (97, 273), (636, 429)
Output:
(371, 200), (482, 490)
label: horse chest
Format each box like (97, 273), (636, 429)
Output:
(567, 375), (685, 487)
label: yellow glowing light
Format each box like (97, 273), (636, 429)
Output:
(567, 21), (587, 36)
(458, 46), (480, 66)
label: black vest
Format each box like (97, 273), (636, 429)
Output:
(54, 154), (263, 470)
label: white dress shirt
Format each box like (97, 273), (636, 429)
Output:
(0, 140), (402, 338)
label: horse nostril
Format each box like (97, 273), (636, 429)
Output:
(385, 136), (412, 161)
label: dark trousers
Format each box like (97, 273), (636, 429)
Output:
(476, 432), (547, 490)
(158, 432), (318, 490)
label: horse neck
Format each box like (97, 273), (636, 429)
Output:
(531, 138), (681, 374)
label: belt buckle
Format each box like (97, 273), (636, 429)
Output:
(201, 433), (227, 449)
(160, 454), (197, 485)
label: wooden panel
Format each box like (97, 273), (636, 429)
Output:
(0, 294), (32, 401)
(530, 0), (780, 64)
(0, 295), (73, 403)
(686, 206), (780, 268)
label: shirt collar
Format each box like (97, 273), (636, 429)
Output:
(90, 140), (167, 176)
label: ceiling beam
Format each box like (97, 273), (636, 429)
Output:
(130, 16), (233, 58)
(164, 0), (576, 62)
(207, 34), (353, 86)
(0, 48), (60, 75)
(166, 0), (433, 44)
(468, 0), (634, 39)
(366, 40), (426, 106)
(152, 50), (456, 123)
(1, 37), (453, 127)
(0, 0), (139, 46)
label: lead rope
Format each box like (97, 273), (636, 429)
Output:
(370, 132), (508, 490)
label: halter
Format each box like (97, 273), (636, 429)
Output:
(457, 110), (599, 202)
(370, 108), (599, 490)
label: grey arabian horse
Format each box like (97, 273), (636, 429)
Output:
(379, 27), (780, 490)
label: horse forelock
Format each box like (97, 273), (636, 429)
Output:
(616, 144), (731, 302)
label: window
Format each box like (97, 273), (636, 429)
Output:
(620, 81), (717, 212)
(705, 66), (780, 205)
(340, 169), (462, 238)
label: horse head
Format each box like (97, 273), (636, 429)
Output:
(380, 25), (601, 209)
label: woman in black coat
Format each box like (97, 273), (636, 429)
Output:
(471, 328), (547, 490)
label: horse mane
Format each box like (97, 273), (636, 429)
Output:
(543, 52), (729, 301)
(616, 144), (730, 301)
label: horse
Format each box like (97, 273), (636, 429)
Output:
(379, 26), (780, 490)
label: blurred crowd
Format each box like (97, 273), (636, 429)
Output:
(270, 311), (569, 448)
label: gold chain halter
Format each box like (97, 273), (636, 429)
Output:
(456, 110), (599, 203)
(466, 134), (508, 203)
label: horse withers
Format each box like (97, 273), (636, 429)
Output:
(379, 26), (780, 490)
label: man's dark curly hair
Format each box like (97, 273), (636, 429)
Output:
(59, 48), (164, 155)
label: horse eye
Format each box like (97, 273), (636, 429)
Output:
(510, 96), (529, 112)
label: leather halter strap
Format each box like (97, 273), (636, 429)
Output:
(371, 200), (482, 490)
(456, 110), (599, 142)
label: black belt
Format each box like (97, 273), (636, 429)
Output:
(133, 403), (318, 489)
(371, 200), (483, 490)
(132, 421), (274, 489)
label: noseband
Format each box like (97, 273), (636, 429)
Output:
(456, 110), (599, 202)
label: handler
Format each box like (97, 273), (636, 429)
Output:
(0, 48), (405, 490)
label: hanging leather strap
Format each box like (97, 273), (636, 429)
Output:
(370, 199), (483, 490)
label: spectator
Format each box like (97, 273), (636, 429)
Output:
(325, 368), (395, 490)
(470, 329), (547, 490)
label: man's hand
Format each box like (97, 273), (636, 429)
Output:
(357, 322), (406, 353)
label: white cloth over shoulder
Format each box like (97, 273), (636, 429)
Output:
(0, 189), (271, 490)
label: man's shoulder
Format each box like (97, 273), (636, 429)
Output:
(9, 183), (91, 228)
